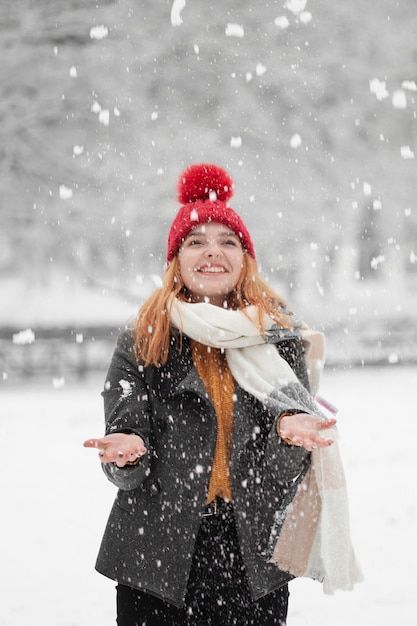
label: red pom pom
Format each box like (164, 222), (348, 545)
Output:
(177, 163), (234, 204)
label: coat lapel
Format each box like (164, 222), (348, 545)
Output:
(173, 365), (209, 401)
(149, 330), (210, 406)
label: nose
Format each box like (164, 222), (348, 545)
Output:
(205, 240), (222, 257)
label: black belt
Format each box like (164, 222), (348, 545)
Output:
(202, 497), (233, 517)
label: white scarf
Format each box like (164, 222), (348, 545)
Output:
(169, 297), (363, 594)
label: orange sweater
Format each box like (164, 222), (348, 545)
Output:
(190, 340), (235, 503)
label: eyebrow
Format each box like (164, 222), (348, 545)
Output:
(184, 229), (239, 240)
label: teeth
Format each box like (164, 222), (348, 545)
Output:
(198, 267), (225, 273)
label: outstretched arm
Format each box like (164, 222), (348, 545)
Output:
(84, 330), (153, 490)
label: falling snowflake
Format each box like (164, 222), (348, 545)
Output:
(91, 101), (101, 114)
(12, 329), (35, 345)
(392, 90), (407, 109)
(362, 182), (372, 196)
(316, 281), (324, 296)
(369, 78), (389, 101)
(401, 80), (417, 91)
(171, 0), (186, 26)
(73, 145), (84, 156)
(285, 0), (307, 15)
(290, 133), (302, 148)
(230, 136), (242, 148)
(300, 11), (312, 23)
(59, 185), (73, 200)
(99, 110), (110, 126)
(119, 379), (133, 398)
(400, 145), (415, 159)
(256, 63), (267, 76)
(274, 16), (290, 29)
(370, 255), (384, 270)
(89, 25), (109, 40)
(225, 23), (245, 38)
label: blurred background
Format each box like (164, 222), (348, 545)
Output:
(1, 0), (416, 383)
(1, 3), (417, 626)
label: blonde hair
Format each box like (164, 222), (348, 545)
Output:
(133, 254), (294, 367)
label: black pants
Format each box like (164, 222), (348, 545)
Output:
(116, 501), (289, 625)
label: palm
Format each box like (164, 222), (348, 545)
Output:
(278, 413), (336, 451)
(83, 433), (147, 467)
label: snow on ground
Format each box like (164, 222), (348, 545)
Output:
(1, 366), (416, 626)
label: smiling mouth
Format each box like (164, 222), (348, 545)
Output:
(195, 266), (227, 273)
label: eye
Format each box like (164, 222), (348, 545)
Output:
(189, 239), (203, 246)
(223, 239), (237, 246)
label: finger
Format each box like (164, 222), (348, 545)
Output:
(83, 438), (109, 449)
(303, 442), (315, 451)
(83, 438), (100, 448)
(98, 448), (124, 463)
(310, 435), (334, 448)
(104, 446), (147, 464)
(98, 449), (108, 462)
(316, 418), (337, 430)
(129, 449), (144, 459)
(294, 432), (334, 450)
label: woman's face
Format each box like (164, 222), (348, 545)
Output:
(178, 222), (245, 306)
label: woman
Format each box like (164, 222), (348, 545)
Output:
(84, 163), (349, 625)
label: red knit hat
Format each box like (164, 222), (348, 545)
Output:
(166, 163), (255, 262)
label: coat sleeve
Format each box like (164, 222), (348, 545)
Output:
(262, 332), (313, 481)
(100, 329), (153, 491)
(264, 413), (311, 482)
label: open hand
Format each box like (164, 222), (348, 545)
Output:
(277, 413), (336, 451)
(83, 433), (147, 467)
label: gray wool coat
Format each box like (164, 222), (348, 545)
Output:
(95, 325), (311, 607)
